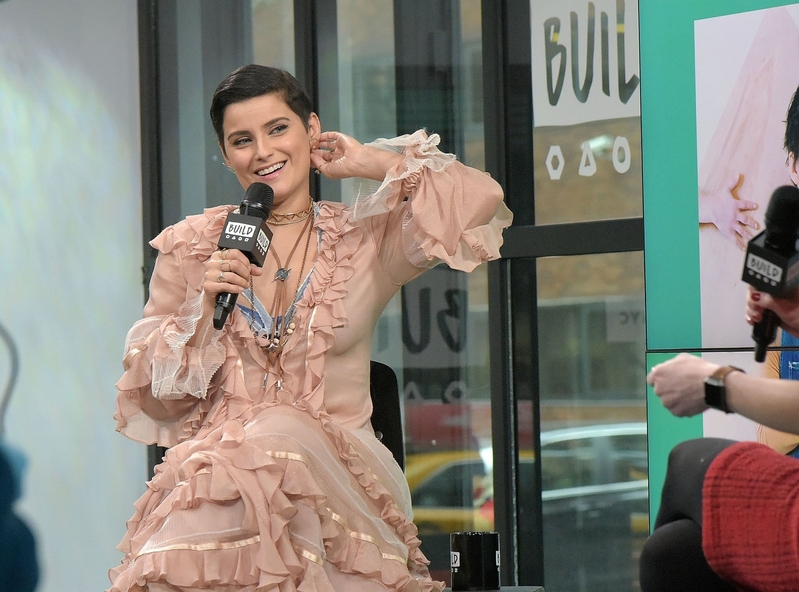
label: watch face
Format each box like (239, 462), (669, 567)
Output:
(705, 374), (727, 412)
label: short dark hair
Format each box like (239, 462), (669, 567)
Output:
(786, 84), (799, 158)
(210, 65), (313, 149)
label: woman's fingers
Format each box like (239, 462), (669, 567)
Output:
(735, 212), (759, 232)
(311, 131), (367, 178)
(204, 249), (256, 295)
(736, 199), (758, 213)
(746, 289), (765, 324)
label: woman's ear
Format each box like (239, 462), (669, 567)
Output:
(219, 143), (235, 173)
(790, 152), (799, 187)
(308, 113), (321, 140)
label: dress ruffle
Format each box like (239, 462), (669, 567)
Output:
(109, 412), (438, 592)
(109, 202), (443, 592)
(114, 206), (251, 448)
(353, 130), (512, 273)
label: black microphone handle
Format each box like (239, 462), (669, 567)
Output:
(213, 291), (238, 330)
(752, 309), (780, 363)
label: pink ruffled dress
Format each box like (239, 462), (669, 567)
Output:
(109, 131), (512, 592)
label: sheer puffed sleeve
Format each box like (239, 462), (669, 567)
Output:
(114, 207), (231, 447)
(353, 130), (512, 284)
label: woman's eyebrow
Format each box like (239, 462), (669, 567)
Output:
(226, 117), (291, 142)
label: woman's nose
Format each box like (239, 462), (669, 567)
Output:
(254, 136), (272, 159)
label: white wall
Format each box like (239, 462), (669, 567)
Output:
(0, 1), (145, 590)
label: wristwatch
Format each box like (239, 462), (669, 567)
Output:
(704, 366), (744, 413)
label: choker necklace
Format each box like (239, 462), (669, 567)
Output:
(268, 200), (314, 226)
(248, 212), (314, 358)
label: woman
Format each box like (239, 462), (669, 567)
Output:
(108, 65), (511, 592)
(643, 285), (799, 591)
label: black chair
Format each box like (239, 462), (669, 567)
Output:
(369, 361), (405, 471)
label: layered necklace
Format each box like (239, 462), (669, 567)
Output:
(248, 199), (314, 359)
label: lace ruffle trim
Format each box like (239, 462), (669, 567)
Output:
(352, 130), (455, 221)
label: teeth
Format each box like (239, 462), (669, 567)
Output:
(257, 162), (284, 176)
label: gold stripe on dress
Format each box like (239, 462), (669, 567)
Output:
(297, 547), (325, 566)
(265, 450), (307, 464)
(122, 333), (156, 371)
(236, 357), (245, 381)
(122, 347), (144, 371)
(328, 509), (406, 564)
(306, 308), (318, 351)
(136, 534), (261, 556)
(382, 552), (406, 564)
(328, 510), (346, 527)
(350, 531), (380, 545)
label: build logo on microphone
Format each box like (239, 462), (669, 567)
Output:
(224, 221), (256, 241)
(256, 229), (270, 256)
(745, 253), (782, 287)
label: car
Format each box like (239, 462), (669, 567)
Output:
(405, 449), (494, 534)
(406, 422), (648, 592)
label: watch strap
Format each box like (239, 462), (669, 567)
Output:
(705, 365), (744, 413)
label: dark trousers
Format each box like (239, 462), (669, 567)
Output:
(639, 438), (737, 592)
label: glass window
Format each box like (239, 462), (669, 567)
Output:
(251, 0), (295, 73)
(529, 0), (642, 226)
(541, 438), (596, 490)
(411, 460), (487, 508)
(335, 1), (490, 583)
(608, 433), (648, 484)
(533, 251), (647, 592)
(537, 253), (646, 403)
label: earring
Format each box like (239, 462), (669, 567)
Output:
(223, 162), (235, 173)
(310, 136), (318, 149)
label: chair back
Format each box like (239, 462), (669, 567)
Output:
(369, 361), (405, 471)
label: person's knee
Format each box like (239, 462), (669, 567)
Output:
(669, 438), (713, 466)
(667, 439), (695, 472)
(640, 518), (734, 592)
(667, 438), (735, 476)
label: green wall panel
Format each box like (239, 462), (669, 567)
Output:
(645, 352), (704, 528)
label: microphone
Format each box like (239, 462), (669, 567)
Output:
(213, 182), (274, 330)
(741, 185), (799, 361)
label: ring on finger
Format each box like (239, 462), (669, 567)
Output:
(217, 272), (225, 283)
(220, 248), (229, 260)
(222, 261), (231, 272)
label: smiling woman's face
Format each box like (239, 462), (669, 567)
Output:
(221, 92), (321, 213)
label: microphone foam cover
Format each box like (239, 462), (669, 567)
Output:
(765, 185), (799, 234)
(241, 182), (274, 220)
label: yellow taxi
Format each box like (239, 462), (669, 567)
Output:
(405, 450), (493, 534)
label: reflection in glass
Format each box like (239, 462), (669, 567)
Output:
(533, 118), (643, 225)
(532, 252), (647, 592)
(251, 1), (491, 585)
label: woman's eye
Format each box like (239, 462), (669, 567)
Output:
(270, 124), (288, 135)
(232, 137), (251, 147)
